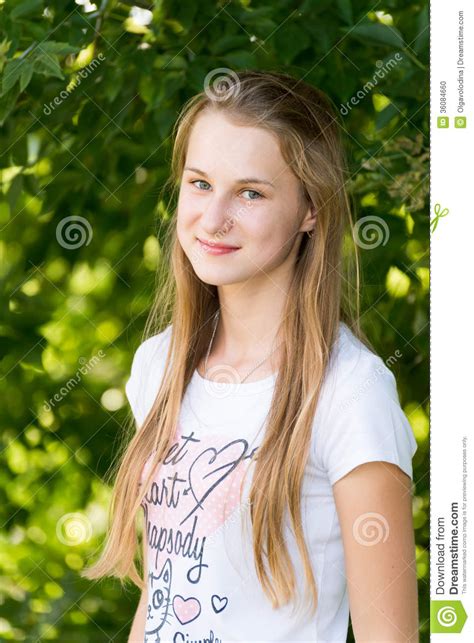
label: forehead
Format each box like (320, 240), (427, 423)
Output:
(185, 109), (293, 182)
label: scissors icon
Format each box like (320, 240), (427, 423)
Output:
(431, 203), (449, 233)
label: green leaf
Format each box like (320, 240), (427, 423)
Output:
(33, 53), (64, 79)
(102, 69), (123, 103)
(19, 360), (45, 374)
(1, 58), (26, 95)
(238, 6), (274, 22)
(346, 23), (405, 49)
(413, 5), (429, 55)
(336, 0), (353, 25)
(8, 174), (24, 212)
(210, 35), (250, 56)
(153, 106), (176, 140)
(21, 21), (48, 41)
(170, 3), (198, 31)
(157, 72), (186, 103)
(0, 38), (12, 60)
(19, 61), (34, 91)
(375, 102), (400, 130)
(152, 54), (187, 72)
(10, 0), (43, 20)
(272, 24), (311, 65)
(0, 86), (21, 126)
(221, 50), (256, 69)
(40, 42), (80, 56)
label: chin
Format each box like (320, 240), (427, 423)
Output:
(192, 265), (249, 287)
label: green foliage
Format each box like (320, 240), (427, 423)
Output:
(0, 0), (428, 640)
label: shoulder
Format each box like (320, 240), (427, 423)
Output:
(125, 324), (173, 427)
(325, 322), (400, 410)
(128, 324), (173, 375)
(312, 322), (417, 485)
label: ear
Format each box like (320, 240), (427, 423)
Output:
(300, 198), (317, 234)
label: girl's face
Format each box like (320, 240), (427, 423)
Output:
(176, 109), (314, 287)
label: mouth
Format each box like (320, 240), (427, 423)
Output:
(197, 237), (241, 255)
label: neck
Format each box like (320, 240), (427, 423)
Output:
(211, 273), (290, 366)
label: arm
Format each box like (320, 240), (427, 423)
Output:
(128, 519), (148, 643)
(333, 461), (419, 642)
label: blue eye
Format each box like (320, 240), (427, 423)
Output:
(242, 189), (263, 200)
(189, 180), (263, 200)
(191, 179), (211, 190)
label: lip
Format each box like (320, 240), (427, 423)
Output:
(197, 238), (241, 255)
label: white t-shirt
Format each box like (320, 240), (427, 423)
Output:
(125, 322), (418, 643)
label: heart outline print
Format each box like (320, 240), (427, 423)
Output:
(181, 437), (250, 525)
(211, 594), (228, 613)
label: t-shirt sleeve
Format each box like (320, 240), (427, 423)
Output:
(125, 327), (171, 429)
(315, 354), (418, 486)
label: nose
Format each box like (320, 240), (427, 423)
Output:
(198, 190), (236, 237)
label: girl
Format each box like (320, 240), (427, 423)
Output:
(83, 70), (419, 642)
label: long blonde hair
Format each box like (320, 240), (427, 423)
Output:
(82, 69), (371, 615)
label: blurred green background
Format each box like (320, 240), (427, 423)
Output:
(0, 0), (429, 641)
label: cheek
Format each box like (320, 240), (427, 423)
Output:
(176, 193), (199, 235)
(177, 191), (193, 219)
(243, 207), (295, 253)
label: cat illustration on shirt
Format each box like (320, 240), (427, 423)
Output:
(145, 558), (173, 642)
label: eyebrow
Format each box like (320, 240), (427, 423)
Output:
(183, 166), (274, 187)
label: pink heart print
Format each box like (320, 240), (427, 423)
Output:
(173, 594), (201, 624)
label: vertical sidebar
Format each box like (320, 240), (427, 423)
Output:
(431, 1), (473, 640)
